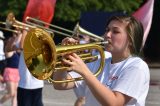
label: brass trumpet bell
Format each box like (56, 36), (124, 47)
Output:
(23, 28), (56, 80)
(23, 28), (107, 83)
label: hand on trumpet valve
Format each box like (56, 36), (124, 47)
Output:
(62, 53), (88, 75)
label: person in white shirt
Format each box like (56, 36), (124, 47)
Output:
(0, 31), (6, 76)
(73, 34), (111, 106)
(17, 30), (44, 106)
(53, 15), (150, 106)
(0, 31), (5, 91)
(72, 51), (111, 106)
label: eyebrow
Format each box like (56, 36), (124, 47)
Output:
(106, 26), (120, 30)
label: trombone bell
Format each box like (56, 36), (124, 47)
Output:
(73, 23), (104, 41)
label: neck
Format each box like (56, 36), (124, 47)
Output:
(111, 52), (131, 64)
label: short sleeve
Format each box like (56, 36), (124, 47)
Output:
(112, 59), (150, 103)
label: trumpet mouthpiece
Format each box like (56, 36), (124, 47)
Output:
(101, 41), (108, 44)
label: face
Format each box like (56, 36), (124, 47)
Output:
(104, 20), (130, 57)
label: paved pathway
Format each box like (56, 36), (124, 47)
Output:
(0, 68), (160, 106)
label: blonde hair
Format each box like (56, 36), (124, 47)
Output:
(106, 15), (144, 55)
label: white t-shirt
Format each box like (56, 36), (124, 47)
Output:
(18, 52), (44, 89)
(70, 51), (111, 97)
(70, 56), (150, 106)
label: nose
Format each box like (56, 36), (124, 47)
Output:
(104, 31), (111, 40)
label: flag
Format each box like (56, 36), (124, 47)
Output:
(132, 0), (154, 47)
(23, 0), (57, 27)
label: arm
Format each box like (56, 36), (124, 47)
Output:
(4, 35), (17, 58)
(19, 29), (28, 49)
(52, 37), (79, 90)
(82, 69), (131, 106)
(4, 37), (15, 53)
(63, 53), (132, 106)
(13, 30), (23, 53)
(5, 30), (24, 55)
(52, 71), (76, 90)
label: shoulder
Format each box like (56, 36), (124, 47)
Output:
(126, 56), (148, 69)
(122, 57), (150, 78)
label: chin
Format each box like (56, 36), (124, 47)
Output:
(105, 46), (112, 52)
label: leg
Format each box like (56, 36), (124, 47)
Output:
(11, 82), (18, 106)
(74, 97), (85, 106)
(0, 74), (5, 91)
(0, 75), (3, 82)
(0, 81), (15, 104)
(32, 88), (43, 106)
(17, 87), (32, 106)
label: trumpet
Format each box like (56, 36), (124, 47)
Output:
(23, 28), (107, 83)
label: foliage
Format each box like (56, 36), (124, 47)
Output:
(54, 0), (143, 21)
(0, 0), (143, 22)
(0, 0), (27, 20)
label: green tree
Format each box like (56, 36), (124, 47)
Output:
(0, 0), (27, 20)
(55, 0), (143, 21)
(0, 0), (143, 22)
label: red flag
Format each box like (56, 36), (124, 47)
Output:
(23, 0), (56, 26)
(132, 0), (154, 47)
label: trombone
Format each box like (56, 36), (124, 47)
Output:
(0, 12), (34, 34)
(5, 12), (35, 30)
(4, 12), (54, 35)
(25, 16), (72, 37)
(2, 12), (104, 41)
(25, 16), (104, 41)
(0, 21), (18, 34)
(73, 23), (104, 41)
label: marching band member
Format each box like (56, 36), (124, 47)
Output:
(53, 15), (150, 106)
